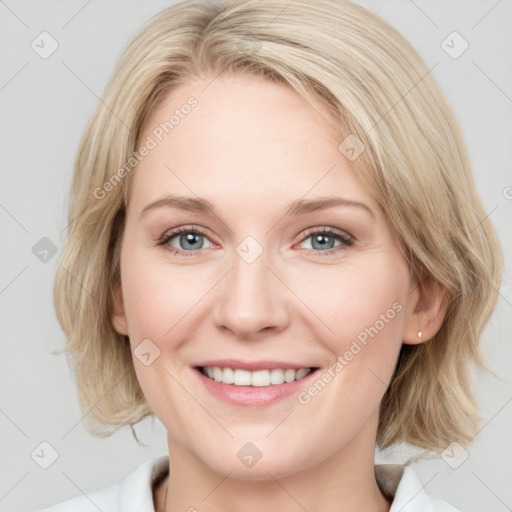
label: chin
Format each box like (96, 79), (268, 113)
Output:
(198, 442), (312, 481)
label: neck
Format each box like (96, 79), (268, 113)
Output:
(159, 416), (391, 512)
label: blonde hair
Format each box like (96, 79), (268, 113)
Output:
(54, 0), (502, 451)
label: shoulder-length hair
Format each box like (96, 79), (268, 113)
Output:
(54, 0), (502, 451)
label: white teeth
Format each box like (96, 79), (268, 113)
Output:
(284, 369), (295, 383)
(213, 367), (223, 382)
(295, 368), (310, 380)
(223, 367), (234, 384)
(233, 369), (252, 386)
(251, 370), (270, 387)
(202, 366), (313, 386)
(270, 368), (285, 385)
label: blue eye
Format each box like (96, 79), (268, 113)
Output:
(299, 228), (353, 253)
(157, 226), (353, 257)
(158, 227), (213, 256)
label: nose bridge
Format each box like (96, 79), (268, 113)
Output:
(213, 238), (289, 337)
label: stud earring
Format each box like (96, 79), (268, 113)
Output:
(417, 331), (423, 339)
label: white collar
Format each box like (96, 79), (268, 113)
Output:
(41, 456), (459, 511)
(377, 464), (459, 511)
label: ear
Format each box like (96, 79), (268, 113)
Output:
(110, 277), (129, 336)
(402, 278), (449, 345)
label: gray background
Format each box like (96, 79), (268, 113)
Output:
(0, 1), (510, 511)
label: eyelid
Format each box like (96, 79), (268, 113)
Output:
(157, 225), (354, 256)
(157, 224), (214, 242)
(296, 226), (354, 243)
(292, 226), (354, 254)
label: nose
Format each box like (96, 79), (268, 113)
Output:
(213, 248), (291, 340)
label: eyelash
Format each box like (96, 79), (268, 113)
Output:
(157, 225), (354, 258)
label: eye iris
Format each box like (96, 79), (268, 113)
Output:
(312, 233), (335, 250)
(180, 232), (203, 250)
(170, 230), (344, 252)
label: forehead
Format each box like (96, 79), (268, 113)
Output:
(129, 73), (376, 215)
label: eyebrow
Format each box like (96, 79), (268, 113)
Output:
(140, 195), (375, 220)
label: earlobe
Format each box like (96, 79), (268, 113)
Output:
(110, 279), (129, 336)
(403, 280), (449, 345)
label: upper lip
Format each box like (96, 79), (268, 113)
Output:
(194, 359), (317, 371)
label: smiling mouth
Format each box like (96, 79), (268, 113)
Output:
(197, 366), (319, 386)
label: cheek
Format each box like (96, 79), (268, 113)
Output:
(120, 247), (214, 342)
(293, 254), (409, 407)
(294, 256), (409, 347)
(286, 258), (409, 440)
(119, 246), (207, 429)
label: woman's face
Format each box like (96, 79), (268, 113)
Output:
(112, 72), (421, 479)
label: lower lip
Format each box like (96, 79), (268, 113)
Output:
(194, 368), (318, 407)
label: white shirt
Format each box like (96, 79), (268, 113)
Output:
(39, 455), (459, 511)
